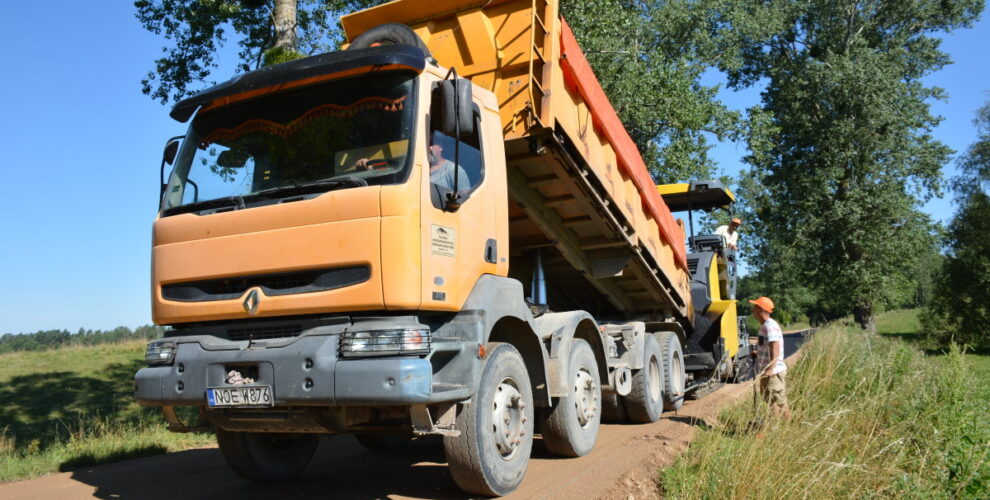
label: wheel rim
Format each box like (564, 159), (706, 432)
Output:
(574, 367), (598, 428)
(491, 377), (527, 460)
(648, 356), (661, 403)
(671, 353), (685, 394)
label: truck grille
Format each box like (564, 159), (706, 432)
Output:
(227, 325), (303, 342)
(161, 266), (370, 302)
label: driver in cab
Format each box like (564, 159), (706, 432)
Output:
(349, 137), (469, 192)
(427, 140), (469, 191)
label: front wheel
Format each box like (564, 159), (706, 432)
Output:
(444, 343), (534, 496)
(216, 429), (318, 482)
(540, 338), (601, 456)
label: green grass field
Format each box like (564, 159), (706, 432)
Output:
(662, 309), (990, 498)
(0, 340), (213, 482)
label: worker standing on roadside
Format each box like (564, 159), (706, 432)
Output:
(715, 218), (741, 250)
(749, 296), (792, 421)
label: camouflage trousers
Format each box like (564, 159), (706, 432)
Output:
(759, 372), (788, 408)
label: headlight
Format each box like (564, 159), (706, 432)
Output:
(145, 340), (177, 365)
(340, 329), (431, 357)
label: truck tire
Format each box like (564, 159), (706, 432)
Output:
(658, 332), (686, 411)
(539, 339), (601, 457)
(622, 333), (665, 422)
(355, 433), (412, 452)
(216, 429), (318, 482)
(443, 342), (534, 496)
(601, 393), (627, 423)
(349, 23), (432, 59)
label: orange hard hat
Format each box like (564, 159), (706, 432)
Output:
(731, 218), (742, 225)
(748, 296), (774, 313)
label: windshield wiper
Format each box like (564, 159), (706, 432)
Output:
(251, 177), (369, 200)
(163, 195), (245, 216)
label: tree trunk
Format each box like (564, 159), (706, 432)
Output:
(853, 300), (875, 334)
(272, 0), (298, 52)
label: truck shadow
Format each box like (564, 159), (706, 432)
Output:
(69, 435), (474, 500)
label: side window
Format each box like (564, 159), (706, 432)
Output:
(429, 106), (484, 209)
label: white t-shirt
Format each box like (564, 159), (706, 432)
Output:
(430, 160), (470, 191)
(757, 318), (787, 375)
(715, 225), (739, 247)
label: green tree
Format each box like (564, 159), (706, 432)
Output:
(135, 0), (381, 104)
(925, 98), (990, 347)
(138, 0), (738, 181)
(710, 0), (981, 332)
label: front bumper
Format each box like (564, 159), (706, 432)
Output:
(135, 315), (478, 407)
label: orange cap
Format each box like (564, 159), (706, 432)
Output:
(731, 218), (742, 225)
(748, 296), (774, 313)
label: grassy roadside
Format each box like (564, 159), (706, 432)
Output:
(0, 341), (213, 483)
(661, 310), (990, 498)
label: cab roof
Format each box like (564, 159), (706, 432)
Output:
(170, 45), (426, 123)
(657, 180), (736, 212)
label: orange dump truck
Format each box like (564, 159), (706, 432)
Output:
(136, 0), (747, 495)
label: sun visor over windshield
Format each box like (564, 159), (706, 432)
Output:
(170, 45), (427, 123)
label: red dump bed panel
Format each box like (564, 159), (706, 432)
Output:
(558, 20), (687, 271)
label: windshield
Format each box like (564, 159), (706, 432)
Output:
(162, 72), (416, 213)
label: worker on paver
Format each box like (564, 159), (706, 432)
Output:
(715, 218), (741, 250)
(749, 296), (792, 422)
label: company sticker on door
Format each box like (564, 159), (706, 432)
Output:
(431, 224), (456, 257)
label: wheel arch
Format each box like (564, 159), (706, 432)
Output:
(536, 311), (609, 398)
(487, 316), (552, 407)
(461, 275), (551, 407)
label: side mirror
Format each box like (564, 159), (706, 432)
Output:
(160, 136), (184, 202)
(434, 79), (474, 139)
(163, 140), (180, 166)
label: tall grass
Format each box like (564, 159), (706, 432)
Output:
(662, 325), (990, 498)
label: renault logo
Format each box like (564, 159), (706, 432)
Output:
(243, 288), (261, 315)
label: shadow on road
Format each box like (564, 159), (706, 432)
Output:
(72, 436), (480, 500)
(68, 434), (582, 499)
(70, 435), (472, 500)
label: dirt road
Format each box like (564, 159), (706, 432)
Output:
(0, 332), (809, 500)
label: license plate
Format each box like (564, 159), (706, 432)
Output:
(207, 386), (273, 407)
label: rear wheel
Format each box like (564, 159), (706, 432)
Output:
(540, 339), (601, 456)
(622, 334), (665, 422)
(216, 429), (318, 482)
(601, 393), (627, 423)
(444, 343), (534, 496)
(658, 332), (686, 411)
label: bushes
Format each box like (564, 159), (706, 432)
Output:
(0, 325), (164, 354)
(661, 325), (990, 498)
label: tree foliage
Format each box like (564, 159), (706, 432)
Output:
(709, 0), (981, 331)
(135, 0), (381, 104)
(925, 98), (990, 347)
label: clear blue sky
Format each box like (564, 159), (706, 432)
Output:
(0, 4), (986, 334)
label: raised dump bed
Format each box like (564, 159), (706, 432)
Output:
(343, 0), (692, 323)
